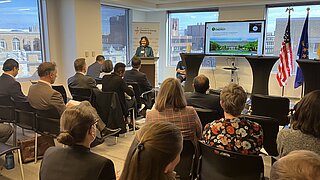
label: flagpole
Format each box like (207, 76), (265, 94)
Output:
(281, 86), (284, 97)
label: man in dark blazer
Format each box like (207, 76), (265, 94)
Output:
(87, 55), (104, 79)
(124, 56), (152, 93)
(28, 62), (119, 139)
(0, 59), (24, 143)
(68, 58), (97, 89)
(102, 62), (135, 117)
(185, 75), (224, 117)
(0, 59), (28, 102)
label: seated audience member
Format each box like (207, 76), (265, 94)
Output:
(176, 60), (186, 83)
(270, 150), (320, 180)
(102, 62), (135, 118)
(28, 62), (119, 139)
(0, 59), (26, 143)
(99, 60), (113, 78)
(185, 74), (224, 117)
(0, 58), (27, 102)
(201, 83), (263, 155)
(87, 55), (105, 79)
(120, 121), (183, 180)
(277, 90), (320, 157)
(68, 58), (97, 89)
(124, 56), (153, 93)
(146, 78), (202, 143)
(40, 101), (116, 180)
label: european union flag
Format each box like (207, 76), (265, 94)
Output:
(294, 11), (309, 88)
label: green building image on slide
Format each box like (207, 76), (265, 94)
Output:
(210, 38), (258, 55)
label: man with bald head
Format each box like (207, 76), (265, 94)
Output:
(185, 74), (224, 117)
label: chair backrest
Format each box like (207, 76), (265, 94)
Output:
(175, 140), (196, 180)
(95, 78), (102, 85)
(68, 87), (92, 102)
(52, 85), (68, 104)
(91, 90), (126, 134)
(197, 141), (264, 180)
(195, 108), (221, 129)
(0, 96), (15, 123)
(35, 109), (60, 137)
(251, 94), (290, 125)
(244, 115), (279, 156)
(14, 101), (36, 131)
(126, 82), (141, 108)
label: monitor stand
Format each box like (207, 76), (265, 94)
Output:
(223, 56), (239, 84)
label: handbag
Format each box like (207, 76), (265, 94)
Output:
(18, 135), (55, 163)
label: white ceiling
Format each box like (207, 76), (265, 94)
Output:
(102, 0), (312, 11)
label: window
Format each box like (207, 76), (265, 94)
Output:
(0, 0), (44, 78)
(101, 5), (129, 65)
(265, 4), (320, 73)
(168, 11), (219, 67)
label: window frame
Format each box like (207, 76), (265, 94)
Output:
(100, 4), (130, 65)
(167, 9), (219, 67)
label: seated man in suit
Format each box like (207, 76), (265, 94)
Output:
(87, 55), (105, 79)
(185, 75), (224, 118)
(102, 63), (136, 126)
(68, 58), (97, 89)
(0, 59), (25, 143)
(124, 56), (152, 93)
(28, 62), (119, 140)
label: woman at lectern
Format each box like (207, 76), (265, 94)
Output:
(135, 36), (154, 57)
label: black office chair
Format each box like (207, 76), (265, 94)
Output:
(244, 114), (279, 156)
(175, 140), (196, 180)
(126, 82), (142, 109)
(251, 94), (290, 126)
(52, 85), (68, 104)
(0, 96), (15, 123)
(126, 81), (154, 110)
(34, 108), (59, 163)
(14, 101), (36, 131)
(95, 77), (102, 85)
(196, 141), (264, 180)
(68, 87), (92, 102)
(194, 108), (221, 129)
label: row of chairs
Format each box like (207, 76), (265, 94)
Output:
(175, 139), (265, 180)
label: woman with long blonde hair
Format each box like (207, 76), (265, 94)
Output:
(120, 121), (183, 180)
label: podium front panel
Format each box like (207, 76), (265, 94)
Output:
(140, 64), (155, 87)
(297, 59), (320, 95)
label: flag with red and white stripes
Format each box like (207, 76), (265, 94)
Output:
(276, 14), (293, 87)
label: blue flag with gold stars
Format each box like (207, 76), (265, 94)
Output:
(294, 11), (309, 88)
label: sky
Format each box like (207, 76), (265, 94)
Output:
(0, 0), (39, 30)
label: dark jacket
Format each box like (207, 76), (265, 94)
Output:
(40, 145), (116, 180)
(102, 73), (134, 115)
(124, 68), (152, 93)
(0, 73), (27, 102)
(87, 62), (102, 79)
(135, 46), (154, 57)
(185, 92), (224, 117)
(67, 72), (97, 89)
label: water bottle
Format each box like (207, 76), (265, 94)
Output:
(5, 152), (14, 170)
(125, 124), (130, 137)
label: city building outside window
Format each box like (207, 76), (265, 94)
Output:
(265, 4), (320, 73)
(101, 5), (129, 65)
(0, 0), (44, 78)
(168, 11), (219, 67)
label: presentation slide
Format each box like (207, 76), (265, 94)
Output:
(205, 20), (265, 56)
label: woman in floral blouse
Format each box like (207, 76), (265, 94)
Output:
(201, 83), (263, 155)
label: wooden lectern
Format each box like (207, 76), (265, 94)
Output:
(140, 57), (159, 87)
(297, 59), (320, 95)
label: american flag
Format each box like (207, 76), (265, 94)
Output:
(276, 14), (293, 87)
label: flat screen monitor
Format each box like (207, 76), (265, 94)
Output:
(205, 20), (265, 56)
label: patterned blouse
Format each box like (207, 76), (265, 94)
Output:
(201, 117), (263, 155)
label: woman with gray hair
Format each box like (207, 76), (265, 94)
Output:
(201, 83), (263, 155)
